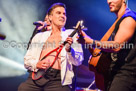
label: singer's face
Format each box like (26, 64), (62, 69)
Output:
(49, 7), (66, 28)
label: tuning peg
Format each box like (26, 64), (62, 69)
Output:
(73, 20), (88, 31)
(80, 24), (88, 31)
(80, 20), (83, 26)
(82, 27), (88, 31)
(81, 25), (84, 29)
(73, 26), (76, 29)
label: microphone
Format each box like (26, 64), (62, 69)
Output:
(0, 33), (6, 40)
(33, 21), (47, 26)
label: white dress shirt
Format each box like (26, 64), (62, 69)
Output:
(24, 29), (84, 85)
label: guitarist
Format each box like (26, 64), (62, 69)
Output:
(77, 0), (136, 91)
(18, 3), (84, 91)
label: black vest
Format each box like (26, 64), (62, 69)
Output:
(110, 8), (136, 72)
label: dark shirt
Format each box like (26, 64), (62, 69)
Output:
(110, 8), (136, 72)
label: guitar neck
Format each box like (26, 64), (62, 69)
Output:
(69, 29), (79, 37)
(63, 26), (81, 45)
(63, 29), (79, 45)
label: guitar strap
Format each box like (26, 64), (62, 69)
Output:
(112, 16), (130, 36)
(101, 11), (125, 41)
(91, 11), (125, 56)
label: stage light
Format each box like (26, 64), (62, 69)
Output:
(0, 56), (27, 78)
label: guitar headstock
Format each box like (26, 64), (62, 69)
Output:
(68, 20), (87, 38)
(73, 20), (87, 31)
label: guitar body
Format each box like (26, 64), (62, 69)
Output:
(32, 69), (46, 80)
(89, 48), (111, 90)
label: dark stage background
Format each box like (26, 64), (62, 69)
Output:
(0, 0), (136, 91)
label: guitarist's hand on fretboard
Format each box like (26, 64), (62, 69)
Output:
(76, 35), (86, 44)
(77, 30), (92, 44)
(65, 37), (73, 52)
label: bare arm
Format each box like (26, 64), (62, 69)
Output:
(81, 17), (135, 52)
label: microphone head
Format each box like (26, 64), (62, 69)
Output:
(33, 22), (43, 26)
(33, 21), (47, 26)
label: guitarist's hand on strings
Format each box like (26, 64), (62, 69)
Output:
(36, 59), (50, 70)
(65, 36), (73, 52)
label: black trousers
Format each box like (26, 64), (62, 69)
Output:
(107, 69), (136, 91)
(18, 68), (71, 91)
